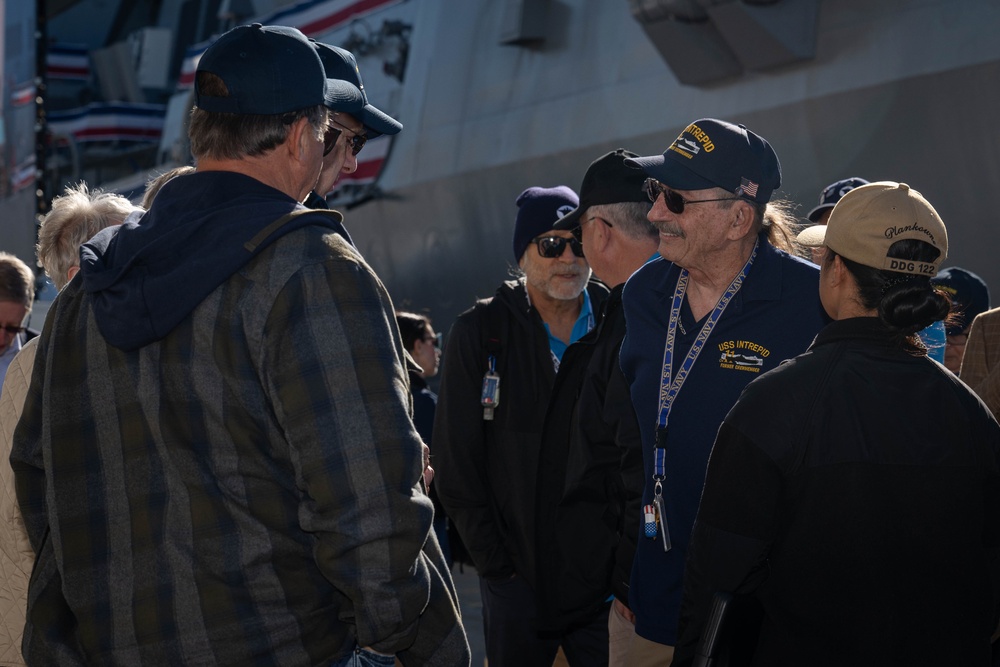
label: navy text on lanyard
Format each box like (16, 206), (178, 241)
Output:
(647, 238), (759, 552)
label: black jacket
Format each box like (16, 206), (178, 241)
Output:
(676, 317), (1000, 666)
(534, 285), (644, 632)
(434, 279), (608, 587)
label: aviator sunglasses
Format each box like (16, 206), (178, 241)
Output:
(643, 178), (742, 214)
(532, 236), (585, 258)
(323, 126), (368, 157)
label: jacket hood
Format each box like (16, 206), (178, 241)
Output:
(80, 171), (346, 351)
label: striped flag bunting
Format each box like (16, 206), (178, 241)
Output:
(48, 103), (167, 143)
(176, 0), (405, 91)
(47, 44), (91, 81)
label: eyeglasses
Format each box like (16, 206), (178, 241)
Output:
(533, 236), (585, 258)
(0, 324), (25, 336)
(643, 178), (741, 214)
(422, 332), (443, 349)
(571, 216), (613, 242)
(323, 124), (368, 157)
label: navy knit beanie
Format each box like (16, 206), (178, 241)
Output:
(511, 185), (579, 263)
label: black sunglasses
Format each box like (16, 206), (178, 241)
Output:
(323, 126), (368, 157)
(533, 236), (585, 258)
(0, 324), (25, 335)
(643, 178), (741, 214)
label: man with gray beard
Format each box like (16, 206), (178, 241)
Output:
(435, 186), (609, 666)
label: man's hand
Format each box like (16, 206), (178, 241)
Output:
(422, 443), (434, 487)
(613, 597), (635, 625)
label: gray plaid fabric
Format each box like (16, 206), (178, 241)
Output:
(12, 226), (469, 666)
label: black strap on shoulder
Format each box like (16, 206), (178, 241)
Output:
(243, 208), (345, 253)
(479, 297), (504, 367)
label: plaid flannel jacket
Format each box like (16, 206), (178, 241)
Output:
(11, 225), (468, 666)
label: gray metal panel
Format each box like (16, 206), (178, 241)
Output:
(705, 0), (820, 71)
(637, 17), (743, 84)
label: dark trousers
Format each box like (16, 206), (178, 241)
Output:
(480, 574), (609, 667)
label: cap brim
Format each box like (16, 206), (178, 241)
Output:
(324, 79), (364, 112)
(623, 155), (718, 191)
(553, 205), (584, 230)
(796, 224), (828, 248)
(361, 104), (402, 137)
(807, 203), (833, 223)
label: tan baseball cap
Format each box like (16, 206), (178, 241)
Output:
(806, 181), (948, 276)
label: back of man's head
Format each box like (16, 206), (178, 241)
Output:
(556, 149), (649, 230)
(188, 24), (363, 162)
(38, 183), (138, 290)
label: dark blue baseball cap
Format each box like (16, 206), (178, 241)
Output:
(625, 118), (781, 205)
(932, 266), (991, 335)
(807, 177), (869, 222)
(313, 41), (403, 138)
(195, 24), (363, 115)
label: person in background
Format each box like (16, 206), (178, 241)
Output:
(0, 183), (139, 666)
(303, 41), (403, 244)
(0, 253), (34, 394)
(931, 266), (991, 374)
(534, 149), (658, 667)
(395, 310), (450, 566)
(675, 182), (1000, 666)
(619, 118), (826, 665)
(141, 165), (196, 210)
(435, 185), (608, 666)
(959, 306), (1000, 420)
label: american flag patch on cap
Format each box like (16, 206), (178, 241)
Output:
(739, 177), (759, 198)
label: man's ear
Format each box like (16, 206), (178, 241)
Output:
(287, 116), (313, 163)
(727, 200), (756, 240)
(590, 219), (611, 253)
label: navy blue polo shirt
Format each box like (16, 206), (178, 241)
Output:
(619, 236), (826, 646)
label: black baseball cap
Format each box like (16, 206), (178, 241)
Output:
(195, 24), (362, 115)
(554, 149), (651, 230)
(313, 41), (403, 138)
(625, 118), (781, 205)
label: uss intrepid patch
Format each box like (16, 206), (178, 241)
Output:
(717, 339), (771, 373)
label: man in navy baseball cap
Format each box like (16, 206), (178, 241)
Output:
(616, 118), (824, 663)
(626, 118), (781, 206)
(195, 23), (362, 115)
(13, 20), (468, 666)
(932, 266), (991, 373)
(305, 42), (404, 215)
(313, 41), (402, 138)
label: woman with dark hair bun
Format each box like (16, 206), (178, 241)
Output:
(675, 182), (1000, 666)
